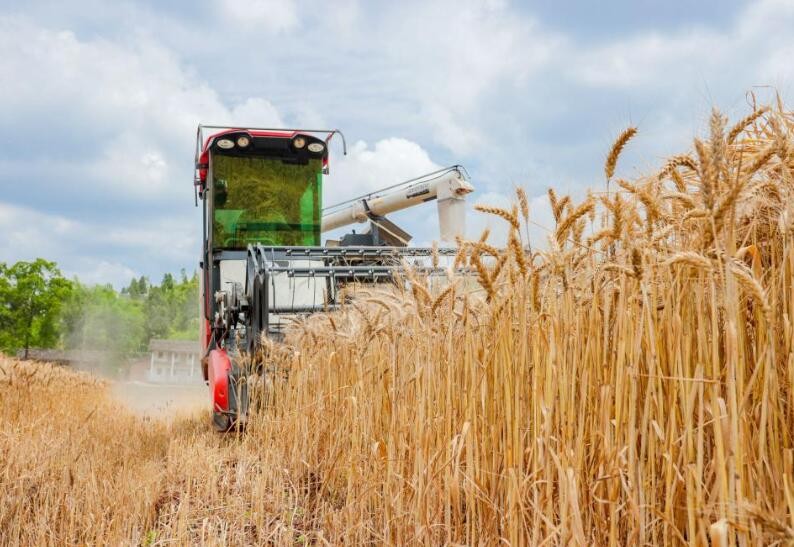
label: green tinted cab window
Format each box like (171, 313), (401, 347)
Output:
(211, 155), (322, 249)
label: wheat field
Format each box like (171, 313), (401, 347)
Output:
(2, 101), (794, 545)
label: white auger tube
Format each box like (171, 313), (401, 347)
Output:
(321, 168), (474, 242)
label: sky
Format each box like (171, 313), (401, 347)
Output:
(1, 0), (792, 287)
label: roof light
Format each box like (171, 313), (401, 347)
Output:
(292, 136), (306, 149)
(308, 142), (325, 153)
(236, 135), (250, 147)
(217, 138), (234, 149)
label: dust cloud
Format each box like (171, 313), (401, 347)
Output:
(110, 380), (207, 418)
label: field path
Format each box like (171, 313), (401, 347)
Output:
(110, 380), (207, 418)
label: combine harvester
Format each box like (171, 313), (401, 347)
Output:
(194, 126), (476, 430)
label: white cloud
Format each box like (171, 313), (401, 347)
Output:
(369, 0), (563, 155)
(571, 32), (719, 89)
(67, 260), (139, 288)
(0, 15), (292, 283)
(325, 138), (441, 205)
(0, 201), (197, 287)
(0, 203), (78, 260)
(227, 98), (284, 127)
(0, 19), (212, 205)
(739, 0), (794, 38)
(3, 0), (794, 285)
(0, 16), (451, 282)
(217, 0), (299, 32)
(569, 0), (794, 92)
(87, 134), (171, 198)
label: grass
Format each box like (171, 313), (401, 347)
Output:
(2, 101), (794, 545)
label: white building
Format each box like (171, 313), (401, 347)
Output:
(147, 339), (202, 383)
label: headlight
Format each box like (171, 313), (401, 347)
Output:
(308, 142), (325, 153)
(292, 136), (306, 149)
(217, 138), (234, 149)
(236, 135), (250, 147)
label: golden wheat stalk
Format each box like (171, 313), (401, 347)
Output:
(474, 241), (501, 258)
(602, 263), (636, 276)
(659, 154), (698, 181)
(474, 204), (520, 231)
(695, 138), (716, 210)
(491, 251), (510, 282)
(508, 231), (528, 276)
(728, 260), (771, 320)
(681, 208), (709, 222)
(516, 187), (529, 222)
(663, 191), (697, 209)
(663, 251), (713, 271)
(555, 199), (595, 245)
(586, 228), (613, 247)
(605, 126), (638, 180)
(708, 109), (728, 194)
(744, 144), (776, 176)
(617, 179), (664, 221)
(548, 188), (572, 222)
(727, 106), (769, 144)
(431, 284), (455, 313)
(469, 252), (496, 300)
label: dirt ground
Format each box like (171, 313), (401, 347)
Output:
(110, 380), (207, 418)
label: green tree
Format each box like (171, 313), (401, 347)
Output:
(122, 275), (149, 300)
(0, 259), (72, 357)
(168, 271), (199, 340)
(142, 271), (198, 342)
(62, 283), (146, 353)
(161, 273), (175, 291)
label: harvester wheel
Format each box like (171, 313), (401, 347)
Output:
(206, 348), (248, 432)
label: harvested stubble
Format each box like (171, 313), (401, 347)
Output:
(3, 103), (794, 545)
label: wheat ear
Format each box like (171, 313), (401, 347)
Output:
(727, 106), (769, 144)
(474, 204), (520, 231)
(605, 127), (638, 180)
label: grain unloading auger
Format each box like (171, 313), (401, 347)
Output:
(194, 125), (474, 430)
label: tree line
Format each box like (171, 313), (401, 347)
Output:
(0, 259), (199, 359)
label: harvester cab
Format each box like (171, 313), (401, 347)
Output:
(194, 124), (474, 430)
